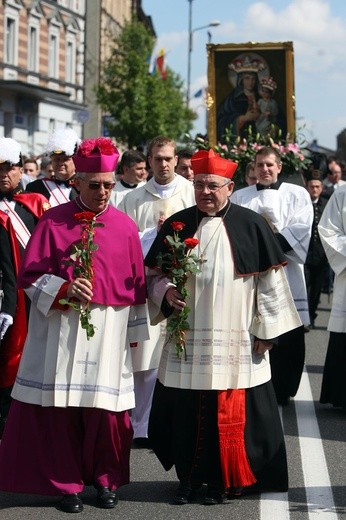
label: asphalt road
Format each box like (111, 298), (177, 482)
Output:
(0, 292), (345, 520)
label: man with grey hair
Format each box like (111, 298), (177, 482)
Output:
(0, 137), (49, 437)
(0, 137), (149, 513)
(145, 148), (301, 505)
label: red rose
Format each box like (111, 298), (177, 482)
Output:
(171, 221), (186, 231)
(74, 211), (96, 222)
(184, 238), (199, 249)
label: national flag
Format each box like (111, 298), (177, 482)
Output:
(155, 48), (167, 79)
(148, 48), (167, 79)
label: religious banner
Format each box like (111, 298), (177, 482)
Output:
(207, 41), (295, 146)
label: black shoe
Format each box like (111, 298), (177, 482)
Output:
(96, 487), (118, 509)
(204, 487), (227, 505)
(132, 437), (152, 449)
(59, 493), (83, 513)
(228, 486), (244, 499)
(173, 483), (195, 505)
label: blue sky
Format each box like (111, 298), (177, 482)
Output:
(142, 0), (346, 150)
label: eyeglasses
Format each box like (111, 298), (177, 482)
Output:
(193, 181), (230, 192)
(83, 181), (115, 190)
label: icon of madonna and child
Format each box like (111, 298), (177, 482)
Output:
(217, 52), (287, 143)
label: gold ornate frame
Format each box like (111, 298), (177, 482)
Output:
(207, 41), (295, 146)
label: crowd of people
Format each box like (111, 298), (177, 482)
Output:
(0, 130), (344, 513)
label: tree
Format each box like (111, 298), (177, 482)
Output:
(96, 19), (195, 148)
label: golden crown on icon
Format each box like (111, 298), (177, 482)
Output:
(260, 76), (277, 91)
(229, 55), (265, 74)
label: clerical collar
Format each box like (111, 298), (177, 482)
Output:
(197, 200), (231, 220)
(75, 196), (108, 217)
(0, 185), (23, 201)
(256, 180), (281, 191)
(54, 175), (75, 187)
(120, 179), (138, 189)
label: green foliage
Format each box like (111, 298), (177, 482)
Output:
(96, 19), (195, 147)
(187, 125), (312, 185)
(59, 299), (96, 340)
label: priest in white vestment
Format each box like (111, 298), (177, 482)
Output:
(318, 185), (346, 409)
(119, 136), (195, 446)
(231, 146), (313, 405)
(145, 149), (301, 506)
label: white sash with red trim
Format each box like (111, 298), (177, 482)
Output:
(0, 200), (31, 248)
(42, 179), (71, 206)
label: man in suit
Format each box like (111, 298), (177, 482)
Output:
(304, 169), (329, 329)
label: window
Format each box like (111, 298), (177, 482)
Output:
(65, 40), (75, 83)
(49, 33), (58, 78)
(5, 17), (16, 65)
(49, 118), (55, 133)
(28, 26), (38, 71)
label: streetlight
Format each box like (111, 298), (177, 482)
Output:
(187, 0), (220, 106)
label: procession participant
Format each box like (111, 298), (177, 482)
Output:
(145, 149), (301, 505)
(318, 185), (346, 409)
(0, 215), (21, 438)
(231, 146), (313, 405)
(120, 136), (195, 447)
(109, 149), (147, 207)
(0, 138), (49, 433)
(21, 158), (39, 188)
(0, 137), (149, 514)
(304, 169), (329, 329)
(26, 128), (80, 206)
(37, 156), (54, 179)
(176, 149), (194, 182)
(0, 137), (50, 254)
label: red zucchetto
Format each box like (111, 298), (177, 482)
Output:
(191, 149), (238, 179)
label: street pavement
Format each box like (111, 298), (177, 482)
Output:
(0, 293), (345, 519)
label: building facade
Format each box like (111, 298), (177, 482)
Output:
(0, 0), (86, 157)
(0, 0), (154, 156)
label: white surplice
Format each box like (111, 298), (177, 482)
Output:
(12, 274), (149, 412)
(318, 185), (346, 333)
(231, 182), (313, 325)
(120, 175), (195, 371)
(147, 217), (301, 391)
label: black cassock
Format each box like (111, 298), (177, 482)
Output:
(146, 201), (289, 494)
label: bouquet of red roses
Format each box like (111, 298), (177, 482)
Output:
(59, 211), (104, 340)
(158, 221), (203, 359)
